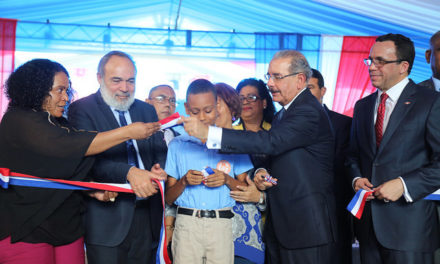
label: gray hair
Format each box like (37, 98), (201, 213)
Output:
(148, 84), (174, 98)
(272, 50), (312, 81)
(97, 50), (136, 77)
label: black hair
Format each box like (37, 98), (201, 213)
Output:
(186, 79), (217, 101)
(6, 59), (71, 111)
(311, 69), (325, 89)
(376, 33), (415, 74)
(236, 78), (275, 124)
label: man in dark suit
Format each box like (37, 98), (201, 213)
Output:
(145, 84), (180, 262)
(419, 31), (440, 91)
(68, 51), (167, 264)
(308, 68), (353, 264)
(347, 33), (440, 264)
(182, 50), (338, 263)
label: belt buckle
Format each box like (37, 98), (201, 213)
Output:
(196, 210), (202, 218)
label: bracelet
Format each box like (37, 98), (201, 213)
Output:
(258, 191), (265, 205)
(166, 225), (174, 230)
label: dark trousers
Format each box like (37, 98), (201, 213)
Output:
(335, 205), (353, 264)
(264, 220), (335, 264)
(358, 207), (433, 264)
(86, 203), (152, 264)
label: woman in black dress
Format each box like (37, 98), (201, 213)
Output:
(0, 59), (161, 264)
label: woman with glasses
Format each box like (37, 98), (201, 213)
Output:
(214, 82), (269, 264)
(235, 78), (275, 169)
(235, 78), (275, 133)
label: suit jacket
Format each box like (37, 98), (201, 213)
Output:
(346, 80), (440, 252)
(324, 105), (353, 206)
(419, 78), (436, 90)
(220, 89), (337, 249)
(68, 91), (166, 246)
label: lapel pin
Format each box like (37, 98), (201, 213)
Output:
(404, 101), (411, 105)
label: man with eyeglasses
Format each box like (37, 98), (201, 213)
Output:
(181, 50), (338, 263)
(419, 31), (440, 91)
(145, 84), (181, 262)
(347, 33), (440, 264)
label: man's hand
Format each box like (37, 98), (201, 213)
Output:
(128, 122), (161, 140)
(205, 168), (228, 188)
(254, 169), (277, 191)
(87, 190), (118, 202)
(127, 167), (159, 197)
(230, 176), (261, 203)
(181, 116), (209, 141)
(354, 177), (375, 201)
(374, 178), (404, 202)
(184, 170), (204, 186)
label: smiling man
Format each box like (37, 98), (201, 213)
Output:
(182, 51), (338, 263)
(347, 34), (440, 264)
(69, 51), (166, 264)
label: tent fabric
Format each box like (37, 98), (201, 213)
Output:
(0, 18), (17, 121)
(333, 36), (377, 117)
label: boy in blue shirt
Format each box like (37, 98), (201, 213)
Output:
(165, 79), (253, 264)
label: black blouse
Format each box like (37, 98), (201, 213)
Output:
(0, 108), (96, 245)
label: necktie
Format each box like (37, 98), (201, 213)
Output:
(273, 108), (286, 126)
(116, 110), (139, 168)
(375, 93), (389, 148)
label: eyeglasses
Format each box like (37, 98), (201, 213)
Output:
(363, 57), (403, 67)
(239, 94), (260, 103)
(264, 72), (300, 81)
(151, 95), (176, 105)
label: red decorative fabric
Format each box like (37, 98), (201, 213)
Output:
(332, 36), (377, 117)
(0, 18), (17, 121)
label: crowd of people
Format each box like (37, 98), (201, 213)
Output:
(0, 31), (439, 264)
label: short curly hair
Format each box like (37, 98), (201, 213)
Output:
(6, 59), (70, 111)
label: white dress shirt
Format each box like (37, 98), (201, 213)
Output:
(432, 76), (440, 92)
(110, 108), (146, 170)
(353, 77), (413, 202)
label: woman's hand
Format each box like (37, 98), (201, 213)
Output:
(87, 190), (118, 202)
(230, 176), (261, 203)
(128, 122), (161, 140)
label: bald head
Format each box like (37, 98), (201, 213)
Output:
(426, 31), (440, 79)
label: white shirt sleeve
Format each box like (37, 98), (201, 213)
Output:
(206, 126), (222, 149)
(399, 176), (413, 202)
(352, 177), (361, 190)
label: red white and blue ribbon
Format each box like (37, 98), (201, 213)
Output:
(159, 112), (182, 130)
(0, 168), (171, 264)
(346, 189), (373, 219)
(201, 166), (215, 185)
(264, 175), (277, 185)
(347, 189), (440, 220)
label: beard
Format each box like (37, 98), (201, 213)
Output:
(100, 83), (135, 111)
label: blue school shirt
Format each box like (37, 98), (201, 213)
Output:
(165, 135), (253, 210)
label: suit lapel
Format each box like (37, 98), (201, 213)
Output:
(377, 82), (416, 154)
(362, 92), (377, 155)
(95, 91), (120, 129)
